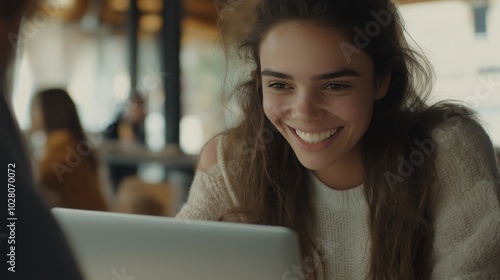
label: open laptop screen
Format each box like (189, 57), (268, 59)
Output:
(52, 208), (302, 280)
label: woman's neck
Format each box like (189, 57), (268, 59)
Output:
(313, 145), (365, 190)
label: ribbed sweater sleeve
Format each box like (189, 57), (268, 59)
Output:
(430, 120), (500, 279)
(176, 137), (236, 221)
(176, 166), (227, 220)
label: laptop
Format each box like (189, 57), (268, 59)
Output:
(51, 208), (302, 280)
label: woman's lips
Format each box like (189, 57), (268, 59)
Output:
(290, 126), (344, 151)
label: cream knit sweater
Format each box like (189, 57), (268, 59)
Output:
(177, 120), (500, 279)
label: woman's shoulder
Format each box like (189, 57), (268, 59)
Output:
(197, 133), (235, 173)
(178, 134), (240, 220)
(197, 134), (230, 171)
(46, 129), (75, 146)
(412, 103), (499, 185)
(197, 137), (220, 172)
(430, 114), (491, 155)
(415, 102), (491, 154)
(426, 109), (499, 188)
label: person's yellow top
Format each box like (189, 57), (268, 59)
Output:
(38, 129), (107, 211)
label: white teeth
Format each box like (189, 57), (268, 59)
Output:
(295, 128), (340, 144)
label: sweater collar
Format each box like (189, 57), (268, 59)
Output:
(310, 171), (366, 209)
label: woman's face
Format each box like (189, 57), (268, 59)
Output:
(260, 21), (389, 184)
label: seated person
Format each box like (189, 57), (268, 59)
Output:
(103, 91), (146, 192)
(30, 89), (108, 211)
(176, 0), (500, 279)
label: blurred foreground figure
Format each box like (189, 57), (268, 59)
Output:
(0, 1), (84, 279)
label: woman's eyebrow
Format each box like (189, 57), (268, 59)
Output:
(312, 69), (361, 81)
(261, 69), (294, 80)
(260, 69), (361, 81)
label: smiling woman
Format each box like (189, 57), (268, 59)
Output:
(260, 21), (390, 190)
(176, 0), (500, 279)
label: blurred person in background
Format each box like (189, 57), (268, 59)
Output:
(103, 91), (146, 191)
(31, 88), (108, 211)
(0, 1), (83, 279)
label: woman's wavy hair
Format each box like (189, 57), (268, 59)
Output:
(215, 0), (475, 279)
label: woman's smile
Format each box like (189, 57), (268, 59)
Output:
(288, 125), (344, 151)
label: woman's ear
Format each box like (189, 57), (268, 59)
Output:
(374, 73), (391, 100)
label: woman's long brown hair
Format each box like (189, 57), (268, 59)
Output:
(33, 88), (98, 168)
(214, 0), (476, 279)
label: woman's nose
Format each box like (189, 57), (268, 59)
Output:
(292, 90), (325, 122)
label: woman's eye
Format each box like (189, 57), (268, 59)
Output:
(268, 82), (288, 90)
(326, 83), (349, 91)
